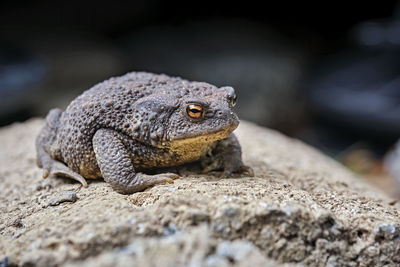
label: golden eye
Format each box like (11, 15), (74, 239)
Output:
(230, 95), (237, 107)
(186, 104), (203, 119)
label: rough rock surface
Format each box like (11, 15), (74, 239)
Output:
(1, 119), (399, 267)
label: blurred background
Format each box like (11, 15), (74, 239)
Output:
(1, 0), (400, 197)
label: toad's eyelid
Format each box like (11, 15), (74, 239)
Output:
(184, 99), (210, 107)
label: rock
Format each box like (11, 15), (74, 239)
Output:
(0, 118), (399, 266)
(63, 225), (290, 267)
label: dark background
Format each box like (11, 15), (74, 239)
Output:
(1, 1), (400, 194)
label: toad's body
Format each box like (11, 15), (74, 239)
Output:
(36, 72), (253, 194)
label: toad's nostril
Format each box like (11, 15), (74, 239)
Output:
(216, 111), (224, 117)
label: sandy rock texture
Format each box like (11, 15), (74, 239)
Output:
(0, 119), (399, 267)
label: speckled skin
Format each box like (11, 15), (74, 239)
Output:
(36, 72), (253, 194)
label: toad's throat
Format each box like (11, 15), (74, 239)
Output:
(154, 128), (232, 166)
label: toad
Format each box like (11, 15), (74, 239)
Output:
(36, 72), (253, 194)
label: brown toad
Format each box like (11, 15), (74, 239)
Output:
(36, 72), (253, 194)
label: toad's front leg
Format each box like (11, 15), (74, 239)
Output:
(93, 129), (178, 194)
(201, 133), (254, 178)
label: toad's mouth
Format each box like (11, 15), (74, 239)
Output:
(167, 120), (239, 148)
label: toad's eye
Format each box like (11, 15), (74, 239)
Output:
(229, 95), (237, 107)
(186, 104), (204, 119)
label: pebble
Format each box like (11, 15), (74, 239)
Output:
(48, 191), (78, 206)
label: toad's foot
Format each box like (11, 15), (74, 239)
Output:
(201, 133), (254, 178)
(201, 159), (254, 178)
(135, 172), (178, 187)
(38, 146), (88, 187)
(106, 172), (179, 194)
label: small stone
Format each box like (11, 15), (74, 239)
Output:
(48, 191), (78, 206)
